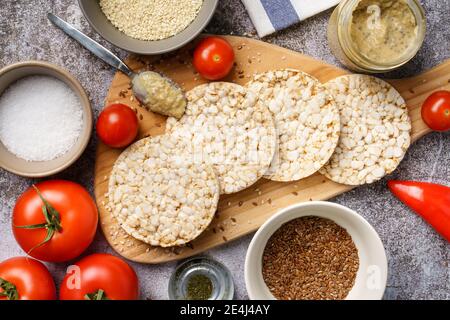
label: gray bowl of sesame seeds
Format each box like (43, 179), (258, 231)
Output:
(78, 0), (218, 55)
(245, 201), (388, 300)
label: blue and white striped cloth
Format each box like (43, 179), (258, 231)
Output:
(241, 0), (340, 37)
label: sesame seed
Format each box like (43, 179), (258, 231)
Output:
(100, 0), (203, 41)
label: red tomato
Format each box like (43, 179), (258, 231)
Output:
(421, 90), (450, 132)
(193, 37), (235, 80)
(96, 103), (139, 148)
(0, 257), (56, 300)
(13, 180), (98, 262)
(59, 253), (139, 300)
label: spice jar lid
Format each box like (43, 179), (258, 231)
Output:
(168, 256), (234, 300)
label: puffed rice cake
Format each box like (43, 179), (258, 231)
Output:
(107, 135), (220, 247)
(246, 69), (341, 182)
(320, 74), (411, 185)
(166, 82), (277, 194)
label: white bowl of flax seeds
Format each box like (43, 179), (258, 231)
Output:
(245, 201), (387, 300)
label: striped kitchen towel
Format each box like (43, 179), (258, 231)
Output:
(241, 0), (340, 37)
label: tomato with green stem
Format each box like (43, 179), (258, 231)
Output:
(12, 180), (98, 262)
(59, 253), (139, 300)
(0, 257), (56, 300)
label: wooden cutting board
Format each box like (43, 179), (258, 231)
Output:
(94, 35), (448, 264)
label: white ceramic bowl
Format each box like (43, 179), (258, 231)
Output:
(245, 201), (387, 300)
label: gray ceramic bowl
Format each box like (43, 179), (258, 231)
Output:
(78, 0), (218, 55)
(0, 61), (93, 178)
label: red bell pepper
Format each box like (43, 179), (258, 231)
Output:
(388, 180), (450, 242)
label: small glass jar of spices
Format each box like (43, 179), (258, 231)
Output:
(327, 0), (426, 73)
(168, 257), (234, 300)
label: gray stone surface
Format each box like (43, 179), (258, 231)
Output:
(0, 0), (449, 300)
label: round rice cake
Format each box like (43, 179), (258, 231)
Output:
(166, 82), (277, 194)
(320, 74), (411, 185)
(246, 69), (340, 182)
(107, 135), (220, 247)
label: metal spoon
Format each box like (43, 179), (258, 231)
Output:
(47, 13), (187, 117)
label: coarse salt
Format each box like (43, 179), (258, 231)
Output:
(0, 75), (83, 161)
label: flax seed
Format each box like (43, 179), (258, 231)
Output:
(262, 216), (359, 300)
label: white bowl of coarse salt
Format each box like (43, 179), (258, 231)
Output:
(0, 61), (92, 177)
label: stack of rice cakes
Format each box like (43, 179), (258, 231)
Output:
(106, 70), (411, 247)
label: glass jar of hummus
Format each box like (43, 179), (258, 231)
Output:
(328, 0), (426, 73)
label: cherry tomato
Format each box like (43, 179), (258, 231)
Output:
(13, 180), (98, 262)
(96, 103), (139, 148)
(0, 257), (56, 300)
(421, 90), (450, 132)
(60, 253), (139, 300)
(193, 37), (235, 80)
